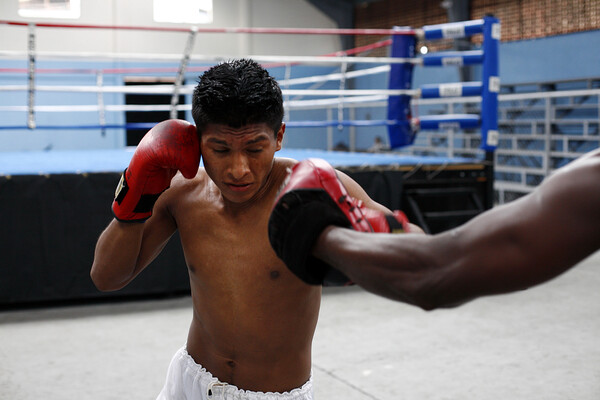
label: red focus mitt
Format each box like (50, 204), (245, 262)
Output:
(268, 158), (410, 286)
(112, 119), (200, 222)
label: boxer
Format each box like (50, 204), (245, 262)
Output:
(91, 59), (398, 400)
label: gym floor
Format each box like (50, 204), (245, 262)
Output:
(2, 251), (599, 400)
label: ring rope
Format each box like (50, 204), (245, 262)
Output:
(287, 95), (388, 110)
(0, 119), (404, 131)
(0, 51), (415, 65)
(0, 19), (416, 36)
(0, 97), (390, 113)
(0, 85), (414, 96)
(278, 65), (390, 87)
(0, 65), (391, 89)
(0, 40), (393, 76)
(0, 95), (483, 114)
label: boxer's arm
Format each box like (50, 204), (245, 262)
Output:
(336, 170), (391, 213)
(91, 119), (200, 291)
(337, 171), (424, 233)
(91, 193), (177, 291)
(313, 151), (600, 309)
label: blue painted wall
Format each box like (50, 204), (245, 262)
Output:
(501, 29), (600, 84)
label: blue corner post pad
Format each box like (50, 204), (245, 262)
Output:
(480, 15), (500, 152)
(387, 27), (416, 149)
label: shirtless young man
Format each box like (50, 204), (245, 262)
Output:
(90, 59), (403, 400)
(268, 148), (600, 310)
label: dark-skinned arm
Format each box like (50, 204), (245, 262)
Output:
(313, 151), (600, 309)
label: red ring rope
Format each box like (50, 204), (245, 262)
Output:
(0, 20), (415, 36)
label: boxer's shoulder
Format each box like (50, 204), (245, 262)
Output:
(274, 156), (299, 170)
(170, 167), (209, 191)
(271, 157), (298, 185)
(163, 168), (216, 212)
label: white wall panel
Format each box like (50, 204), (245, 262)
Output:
(0, 0), (340, 56)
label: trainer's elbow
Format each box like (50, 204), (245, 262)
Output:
(401, 287), (443, 311)
(414, 295), (461, 311)
(403, 281), (471, 311)
(388, 267), (459, 311)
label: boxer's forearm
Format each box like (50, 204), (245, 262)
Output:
(91, 219), (146, 291)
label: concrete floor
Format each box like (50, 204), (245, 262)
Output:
(2, 251), (600, 400)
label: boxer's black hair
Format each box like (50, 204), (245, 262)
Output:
(192, 58), (284, 136)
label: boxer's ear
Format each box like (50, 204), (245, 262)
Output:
(275, 123), (285, 151)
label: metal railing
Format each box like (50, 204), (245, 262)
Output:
(397, 87), (600, 204)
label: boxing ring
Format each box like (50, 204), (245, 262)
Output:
(0, 17), (499, 306)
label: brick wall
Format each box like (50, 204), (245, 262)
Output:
(354, 0), (600, 54)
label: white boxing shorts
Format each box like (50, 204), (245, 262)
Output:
(157, 347), (313, 400)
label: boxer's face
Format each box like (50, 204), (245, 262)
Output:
(201, 122), (284, 203)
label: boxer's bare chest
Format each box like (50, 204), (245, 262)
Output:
(174, 184), (284, 286)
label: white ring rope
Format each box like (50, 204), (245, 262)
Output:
(0, 50), (417, 65)
(278, 65), (390, 87)
(0, 84), (413, 96)
(287, 95), (389, 110)
(0, 96), (490, 114)
(0, 104), (191, 112)
(0, 95), (493, 114)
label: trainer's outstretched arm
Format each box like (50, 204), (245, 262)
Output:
(313, 150), (600, 309)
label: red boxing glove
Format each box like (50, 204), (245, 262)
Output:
(268, 158), (410, 286)
(112, 119), (200, 222)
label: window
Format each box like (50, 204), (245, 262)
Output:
(18, 0), (81, 19)
(153, 0), (213, 24)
